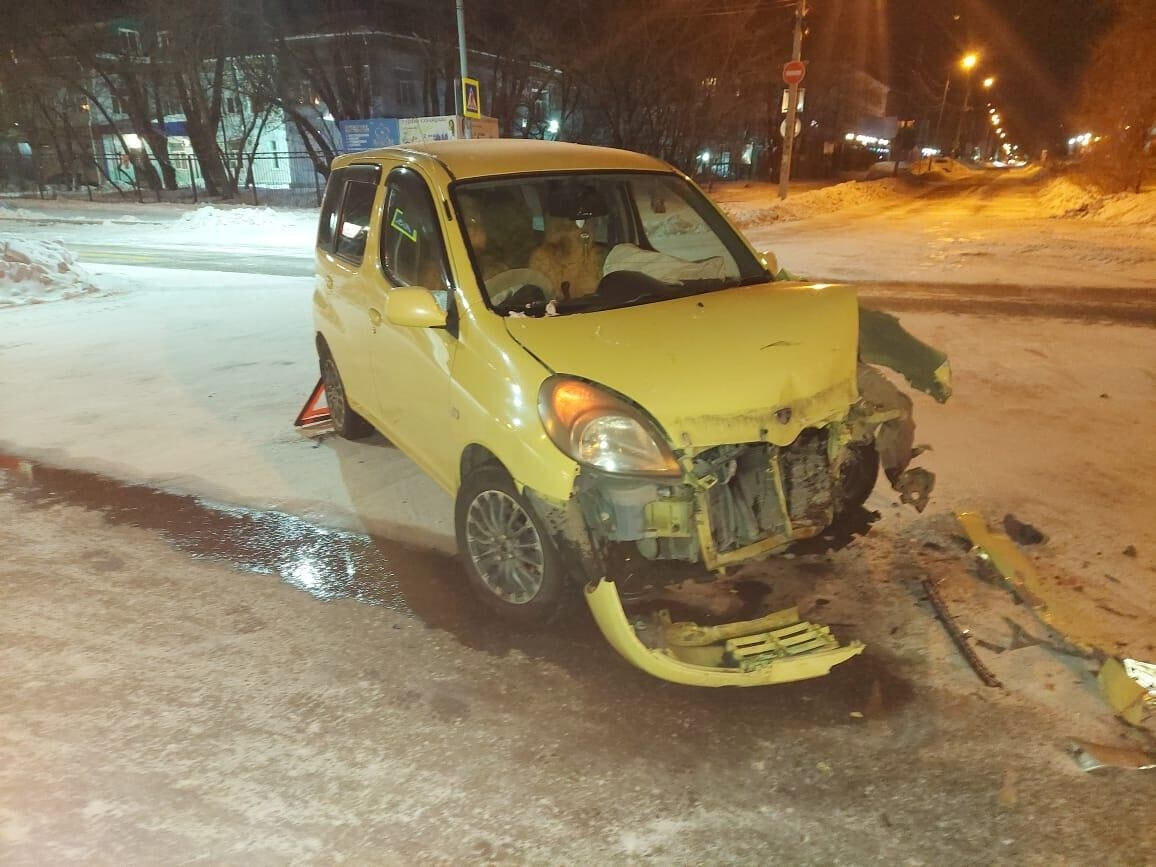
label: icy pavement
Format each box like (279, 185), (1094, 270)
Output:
(0, 262), (1151, 657)
(0, 263), (454, 551)
(4, 459), (1155, 863)
(2, 174), (1155, 861)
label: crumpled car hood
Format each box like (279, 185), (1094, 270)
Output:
(504, 281), (860, 450)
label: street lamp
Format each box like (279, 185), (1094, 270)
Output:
(982, 76), (995, 89)
(934, 52), (981, 152)
(953, 51), (981, 155)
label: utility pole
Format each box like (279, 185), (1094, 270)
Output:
(777, 0), (805, 200)
(932, 77), (950, 152)
(455, 0), (469, 136)
(952, 65), (975, 156)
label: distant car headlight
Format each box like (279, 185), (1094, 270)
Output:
(538, 376), (681, 477)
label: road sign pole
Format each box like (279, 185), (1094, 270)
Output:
(778, 1), (806, 200)
(456, 0), (471, 137)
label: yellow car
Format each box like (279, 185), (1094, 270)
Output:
(313, 140), (950, 687)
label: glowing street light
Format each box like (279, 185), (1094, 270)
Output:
(982, 76), (995, 89)
(991, 114), (1001, 125)
(953, 52), (981, 154)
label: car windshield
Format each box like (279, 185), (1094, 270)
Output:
(453, 171), (768, 317)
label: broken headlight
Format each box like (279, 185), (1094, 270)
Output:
(538, 376), (681, 477)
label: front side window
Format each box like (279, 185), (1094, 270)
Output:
(334, 180), (377, 263)
(380, 168), (451, 304)
(453, 171), (766, 317)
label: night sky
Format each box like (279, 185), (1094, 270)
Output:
(51, 0), (1120, 151)
(882, 0), (1115, 149)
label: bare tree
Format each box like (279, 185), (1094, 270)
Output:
(1075, 0), (1156, 193)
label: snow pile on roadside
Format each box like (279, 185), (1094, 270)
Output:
(720, 178), (906, 228)
(1090, 189), (1156, 226)
(0, 235), (101, 306)
(166, 205), (316, 249)
(1038, 177), (1102, 217)
(0, 204), (68, 222)
(0, 203), (142, 225)
(1039, 177), (1156, 226)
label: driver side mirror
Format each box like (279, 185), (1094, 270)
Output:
(386, 287), (447, 328)
(759, 249), (779, 278)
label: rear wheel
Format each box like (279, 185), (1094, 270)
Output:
(318, 345), (374, 440)
(455, 466), (571, 624)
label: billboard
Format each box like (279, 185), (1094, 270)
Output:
(338, 118), (401, 153)
(399, 115), (461, 144)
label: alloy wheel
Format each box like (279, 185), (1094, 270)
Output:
(464, 490), (546, 604)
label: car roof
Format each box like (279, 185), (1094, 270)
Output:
(332, 139), (675, 180)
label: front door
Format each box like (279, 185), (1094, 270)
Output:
(368, 166), (460, 490)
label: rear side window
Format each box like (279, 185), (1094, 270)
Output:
(317, 168), (346, 250)
(334, 180), (377, 263)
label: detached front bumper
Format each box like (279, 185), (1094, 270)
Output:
(584, 579), (865, 687)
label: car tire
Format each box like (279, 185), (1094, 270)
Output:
(318, 345), (375, 440)
(833, 441), (879, 516)
(455, 466), (571, 624)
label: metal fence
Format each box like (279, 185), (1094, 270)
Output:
(0, 149), (328, 208)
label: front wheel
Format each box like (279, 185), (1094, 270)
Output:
(455, 466), (571, 624)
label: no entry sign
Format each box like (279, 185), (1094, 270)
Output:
(783, 60), (806, 86)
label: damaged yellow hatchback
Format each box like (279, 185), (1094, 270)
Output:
(313, 140), (949, 686)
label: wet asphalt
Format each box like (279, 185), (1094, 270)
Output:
(5, 452), (1156, 862)
(0, 451), (894, 701)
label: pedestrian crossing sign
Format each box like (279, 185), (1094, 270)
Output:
(462, 77), (482, 119)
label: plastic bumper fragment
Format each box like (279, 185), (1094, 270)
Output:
(584, 579), (864, 687)
(955, 510), (1091, 652)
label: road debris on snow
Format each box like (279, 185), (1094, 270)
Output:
(921, 578), (1003, 688)
(1098, 658), (1156, 726)
(1068, 740), (1156, 772)
(955, 510), (1093, 655)
(1002, 513), (1047, 546)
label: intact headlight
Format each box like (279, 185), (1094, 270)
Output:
(538, 376), (681, 477)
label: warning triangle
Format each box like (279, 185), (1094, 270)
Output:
(466, 89), (479, 114)
(294, 377), (332, 428)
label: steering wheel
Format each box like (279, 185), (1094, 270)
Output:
(486, 268), (556, 307)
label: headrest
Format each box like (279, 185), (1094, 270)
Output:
(545, 183), (608, 220)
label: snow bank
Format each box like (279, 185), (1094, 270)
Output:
(0, 235), (101, 307)
(1039, 177), (1156, 226)
(1037, 177), (1102, 217)
(720, 178), (905, 228)
(1088, 189), (1156, 226)
(0, 204), (64, 221)
(165, 205), (316, 249)
(0, 203), (142, 225)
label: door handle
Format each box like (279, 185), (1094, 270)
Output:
(368, 308), (383, 327)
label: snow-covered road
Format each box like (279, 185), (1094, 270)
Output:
(739, 172), (1156, 290)
(2, 172), (1155, 862)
